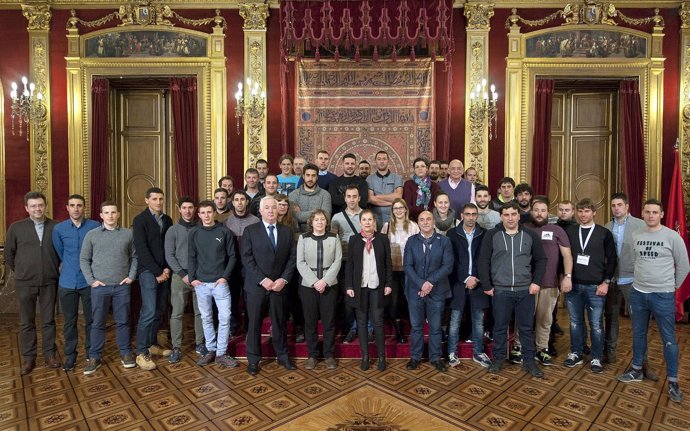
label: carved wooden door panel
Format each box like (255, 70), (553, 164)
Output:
(549, 91), (618, 225)
(110, 90), (177, 228)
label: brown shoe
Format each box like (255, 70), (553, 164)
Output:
(44, 355), (61, 369)
(21, 358), (36, 375)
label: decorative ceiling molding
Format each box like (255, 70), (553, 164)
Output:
(0, 0), (684, 11)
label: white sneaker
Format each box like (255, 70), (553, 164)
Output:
(136, 354), (157, 371)
(448, 353), (461, 368)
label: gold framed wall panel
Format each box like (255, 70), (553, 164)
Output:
(0, 81), (5, 244)
(67, 60), (220, 214)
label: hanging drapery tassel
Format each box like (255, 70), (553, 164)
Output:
(373, 46), (379, 62)
(410, 47), (415, 62)
(391, 46), (397, 62)
(315, 47), (320, 63)
(334, 46), (340, 62)
(354, 47), (361, 62)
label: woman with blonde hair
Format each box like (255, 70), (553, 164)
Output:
(380, 198), (419, 344)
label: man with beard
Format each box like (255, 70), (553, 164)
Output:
(524, 196), (572, 366)
(293, 156), (306, 177)
(249, 174), (280, 217)
(367, 150), (403, 227)
(289, 163), (332, 232)
(465, 167), (478, 203)
(255, 159), (269, 186)
(515, 183), (533, 224)
(474, 185), (501, 230)
(358, 160), (371, 179)
(329, 153), (369, 214)
(428, 160), (442, 182)
(214, 188), (232, 223)
(439, 159), (473, 215)
(439, 161), (449, 180)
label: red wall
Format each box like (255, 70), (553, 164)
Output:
(1, 5), (685, 229)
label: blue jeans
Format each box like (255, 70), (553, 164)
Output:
(136, 271), (171, 355)
(492, 289), (536, 362)
(196, 282), (231, 356)
(90, 284), (131, 359)
(448, 305), (485, 356)
(629, 289), (678, 378)
(407, 293), (445, 361)
(565, 283), (605, 360)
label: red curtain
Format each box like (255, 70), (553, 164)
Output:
(531, 79), (554, 196)
(90, 78), (109, 220)
(169, 77), (199, 200)
(619, 80), (646, 217)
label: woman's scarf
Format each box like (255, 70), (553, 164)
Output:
(361, 230), (375, 253)
(414, 175), (432, 209)
(433, 207), (457, 232)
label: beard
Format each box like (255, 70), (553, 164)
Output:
(531, 216), (548, 227)
(476, 201), (489, 210)
(430, 172), (439, 181)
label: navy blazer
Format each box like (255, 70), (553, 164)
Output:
(446, 222), (489, 310)
(403, 232), (453, 301)
(132, 209), (172, 276)
(241, 221), (297, 295)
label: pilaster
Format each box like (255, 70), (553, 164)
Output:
(464, 1), (494, 183)
(679, 2), (690, 215)
(22, 3), (53, 216)
(239, 1), (269, 171)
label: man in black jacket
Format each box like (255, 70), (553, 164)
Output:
(241, 196), (297, 375)
(329, 153), (369, 214)
(133, 187), (173, 371)
(6, 191), (61, 375)
(478, 202), (547, 377)
(563, 198), (617, 374)
(446, 203), (491, 368)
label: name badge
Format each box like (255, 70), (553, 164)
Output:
(576, 254), (590, 266)
(541, 231), (553, 240)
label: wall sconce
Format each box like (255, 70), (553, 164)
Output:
(9, 76), (45, 140)
(469, 78), (498, 140)
(234, 78), (266, 135)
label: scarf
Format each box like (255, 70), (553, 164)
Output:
(432, 207), (456, 232)
(361, 230), (375, 253)
(413, 175), (432, 209)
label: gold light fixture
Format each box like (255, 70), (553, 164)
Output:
(234, 78), (265, 135)
(9, 76), (45, 140)
(469, 78), (498, 140)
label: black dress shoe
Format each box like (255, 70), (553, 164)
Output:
(377, 357), (386, 371)
(406, 359), (421, 370)
(247, 363), (259, 376)
(277, 359), (296, 370)
(21, 358), (36, 376)
(360, 356), (370, 371)
(431, 360), (448, 372)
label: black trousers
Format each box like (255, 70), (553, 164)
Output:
(299, 285), (338, 358)
(58, 286), (92, 361)
(356, 288), (386, 358)
(245, 290), (288, 365)
(17, 284), (57, 359)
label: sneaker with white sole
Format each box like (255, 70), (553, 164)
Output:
(618, 367), (643, 383)
(84, 358), (102, 375)
(509, 346), (522, 364)
(473, 352), (492, 368)
(669, 382), (684, 403)
(448, 353), (460, 368)
(563, 352), (584, 368)
(535, 349), (553, 366)
(136, 353), (157, 371)
(590, 359), (604, 374)
(121, 353), (137, 369)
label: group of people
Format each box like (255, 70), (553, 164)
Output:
(6, 148), (689, 403)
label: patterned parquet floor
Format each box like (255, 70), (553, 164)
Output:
(1, 309), (689, 430)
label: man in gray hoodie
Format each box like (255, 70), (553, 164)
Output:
(478, 201), (547, 377)
(289, 163), (332, 232)
(164, 196), (205, 363)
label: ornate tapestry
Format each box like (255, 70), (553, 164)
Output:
(295, 59), (434, 176)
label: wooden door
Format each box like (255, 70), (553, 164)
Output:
(110, 90), (177, 228)
(548, 90), (618, 225)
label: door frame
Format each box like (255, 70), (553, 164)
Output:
(505, 23), (664, 201)
(65, 21), (226, 217)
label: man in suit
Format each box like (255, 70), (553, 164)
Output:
(241, 196), (297, 375)
(133, 187), (173, 371)
(404, 211), (454, 372)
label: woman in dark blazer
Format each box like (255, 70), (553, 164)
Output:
(344, 209), (393, 371)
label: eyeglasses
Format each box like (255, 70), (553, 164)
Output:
(392, 206), (406, 211)
(277, 202), (289, 206)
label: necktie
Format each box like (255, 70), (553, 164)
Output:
(268, 225), (276, 251)
(423, 236), (433, 279)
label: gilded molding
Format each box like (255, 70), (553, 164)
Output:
(682, 2), (690, 29)
(679, 31), (690, 216)
(464, 2), (494, 31)
(21, 4), (52, 31)
(467, 41), (487, 180)
(239, 2), (268, 31)
(31, 38), (52, 199)
(0, 81), (6, 244)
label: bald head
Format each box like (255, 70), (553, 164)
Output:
(448, 159), (465, 181)
(418, 211), (435, 235)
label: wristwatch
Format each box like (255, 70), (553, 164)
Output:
(603, 279), (611, 284)
(565, 273), (572, 278)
